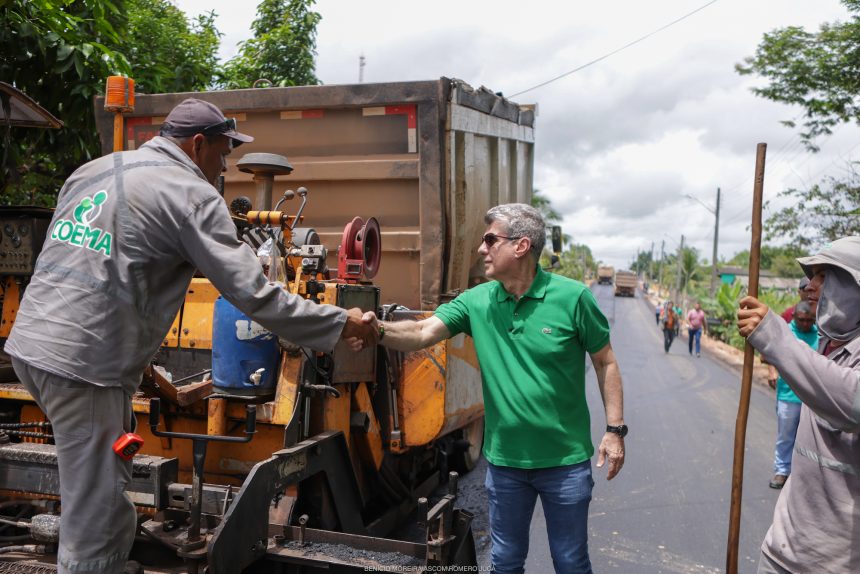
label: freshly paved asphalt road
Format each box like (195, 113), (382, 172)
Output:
(466, 284), (784, 573)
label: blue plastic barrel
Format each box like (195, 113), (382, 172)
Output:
(211, 297), (280, 395)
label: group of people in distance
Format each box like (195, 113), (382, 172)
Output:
(656, 299), (707, 356)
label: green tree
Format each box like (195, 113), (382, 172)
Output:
(679, 246), (701, 295)
(729, 244), (811, 277)
(548, 243), (595, 282)
(1, 0), (130, 205)
(531, 189), (562, 224)
(736, 1), (860, 151)
(125, 0), (221, 94)
(0, 0), (224, 206)
(630, 251), (653, 277)
(531, 188), (572, 249)
(764, 171), (860, 249)
(219, 0), (321, 88)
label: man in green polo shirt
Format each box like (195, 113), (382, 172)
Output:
(362, 203), (626, 574)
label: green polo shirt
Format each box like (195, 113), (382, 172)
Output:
(435, 267), (610, 468)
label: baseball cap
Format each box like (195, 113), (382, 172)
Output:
(159, 98), (254, 146)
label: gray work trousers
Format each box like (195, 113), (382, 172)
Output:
(12, 358), (137, 574)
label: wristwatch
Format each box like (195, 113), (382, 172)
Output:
(606, 424), (628, 438)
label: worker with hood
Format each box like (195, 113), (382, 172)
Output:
(736, 236), (860, 574)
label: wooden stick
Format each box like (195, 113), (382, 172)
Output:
(726, 143), (767, 573)
(112, 113), (124, 153)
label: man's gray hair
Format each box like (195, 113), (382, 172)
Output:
(795, 301), (813, 315)
(485, 203), (546, 259)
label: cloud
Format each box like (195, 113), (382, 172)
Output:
(172, 0), (856, 268)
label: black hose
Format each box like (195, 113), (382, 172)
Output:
(0, 534), (32, 542)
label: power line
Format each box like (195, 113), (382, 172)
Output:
(508, 0), (719, 98)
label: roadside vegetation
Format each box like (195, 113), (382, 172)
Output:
(0, 0), (320, 205)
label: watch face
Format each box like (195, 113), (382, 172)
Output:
(608, 424), (628, 438)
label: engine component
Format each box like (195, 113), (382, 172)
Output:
(337, 216), (382, 282)
(236, 153), (293, 211)
(229, 196), (252, 216)
(0, 207), (52, 276)
(0, 442), (177, 508)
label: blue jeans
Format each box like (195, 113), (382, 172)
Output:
(774, 400), (802, 475)
(663, 327), (675, 352)
(485, 460), (594, 574)
(688, 327), (702, 355)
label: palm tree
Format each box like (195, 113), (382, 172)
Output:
(531, 189), (571, 248)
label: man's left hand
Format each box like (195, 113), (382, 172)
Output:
(596, 433), (625, 480)
(737, 296), (769, 337)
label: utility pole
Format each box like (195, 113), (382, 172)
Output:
(359, 54), (366, 83)
(649, 241), (655, 283)
(658, 240), (665, 295)
(710, 187), (721, 297)
(675, 234), (685, 302)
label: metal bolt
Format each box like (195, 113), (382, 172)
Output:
(189, 341), (196, 347)
(172, 328), (178, 334)
(298, 514), (309, 546)
(183, 328), (189, 335)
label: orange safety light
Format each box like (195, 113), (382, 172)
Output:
(104, 76), (135, 152)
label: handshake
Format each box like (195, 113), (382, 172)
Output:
(341, 308), (381, 351)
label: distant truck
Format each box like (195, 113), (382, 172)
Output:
(614, 270), (637, 297)
(597, 266), (615, 285)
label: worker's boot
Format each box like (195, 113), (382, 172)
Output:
(769, 474), (788, 489)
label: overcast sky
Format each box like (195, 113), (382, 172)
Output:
(174, 0), (857, 268)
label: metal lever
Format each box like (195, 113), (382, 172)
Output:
(148, 398), (257, 553)
(288, 187), (309, 231)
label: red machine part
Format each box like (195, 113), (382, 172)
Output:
(337, 216), (381, 282)
(113, 433), (144, 461)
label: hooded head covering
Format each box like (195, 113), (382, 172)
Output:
(796, 236), (860, 342)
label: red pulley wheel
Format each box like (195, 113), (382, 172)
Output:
(340, 216), (364, 261)
(356, 217), (381, 279)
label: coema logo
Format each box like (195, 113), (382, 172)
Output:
(50, 190), (113, 256)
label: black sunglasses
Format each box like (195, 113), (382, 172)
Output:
(481, 233), (520, 247)
(201, 117), (237, 135)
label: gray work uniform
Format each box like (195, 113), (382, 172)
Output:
(4, 136), (346, 573)
(748, 311), (860, 573)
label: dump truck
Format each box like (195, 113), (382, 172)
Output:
(614, 270), (637, 297)
(0, 78), (535, 573)
(597, 265), (614, 285)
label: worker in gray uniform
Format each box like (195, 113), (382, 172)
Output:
(737, 236), (860, 574)
(3, 99), (377, 574)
